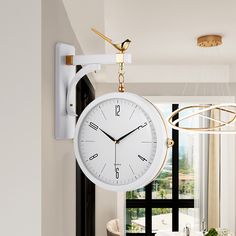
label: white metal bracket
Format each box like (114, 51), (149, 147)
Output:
(55, 42), (131, 140)
(55, 43), (75, 140)
(66, 64), (101, 117)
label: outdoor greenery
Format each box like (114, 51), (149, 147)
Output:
(126, 188), (145, 199)
(126, 208), (145, 232)
(152, 208), (171, 215)
(179, 181), (194, 195)
(179, 153), (194, 197)
(179, 154), (194, 174)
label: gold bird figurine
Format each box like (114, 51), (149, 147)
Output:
(91, 28), (131, 53)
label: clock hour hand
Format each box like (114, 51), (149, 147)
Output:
(99, 128), (116, 142)
(116, 122), (147, 143)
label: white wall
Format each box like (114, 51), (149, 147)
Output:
(96, 187), (118, 236)
(95, 65), (230, 83)
(42, 0), (83, 236)
(62, 0), (105, 54)
(96, 82), (236, 97)
(0, 1), (41, 236)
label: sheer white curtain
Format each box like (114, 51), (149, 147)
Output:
(207, 109), (220, 228)
(198, 109), (220, 230)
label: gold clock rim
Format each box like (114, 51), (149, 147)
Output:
(144, 97), (174, 183)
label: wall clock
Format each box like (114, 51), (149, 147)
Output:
(74, 92), (173, 191)
(55, 29), (173, 192)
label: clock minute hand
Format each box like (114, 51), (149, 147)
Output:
(116, 127), (139, 143)
(116, 122), (148, 143)
(99, 128), (116, 142)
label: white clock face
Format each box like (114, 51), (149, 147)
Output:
(74, 92), (168, 191)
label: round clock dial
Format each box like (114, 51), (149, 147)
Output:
(74, 92), (170, 191)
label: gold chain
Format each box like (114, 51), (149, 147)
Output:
(118, 62), (125, 92)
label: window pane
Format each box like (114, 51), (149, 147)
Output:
(126, 208), (145, 233)
(178, 142), (194, 200)
(152, 208), (172, 232)
(178, 132), (196, 199)
(152, 152), (172, 199)
(178, 104), (199, 199)
(126, 187), (145, 199)
(179, 208), (200, 231)
(152, 104), (172, 199)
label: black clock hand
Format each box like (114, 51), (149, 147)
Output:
(116, 122), (147, 143)
(116, 127), (139, 143)
(99, 128), (116, 142)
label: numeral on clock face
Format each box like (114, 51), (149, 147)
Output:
(139, 122), (147, 129)
(115, 105), (120, 116)
(89, 122), (98, 131)
(115, 167), (120, 179)
(138, 154), (147, 162)
(89, 153), (98, 160)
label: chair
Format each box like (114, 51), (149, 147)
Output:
(106, 219), (121, 236)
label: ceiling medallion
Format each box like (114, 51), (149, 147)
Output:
(197, 34), (222, 47)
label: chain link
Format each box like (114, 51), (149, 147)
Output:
(118, 62), (125, 92)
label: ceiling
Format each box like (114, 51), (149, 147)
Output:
(63, 0), (236, 82)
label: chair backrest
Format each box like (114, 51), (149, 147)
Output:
(106, 219), (121, 236)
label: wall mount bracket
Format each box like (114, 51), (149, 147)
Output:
(55, 42), (132, 140)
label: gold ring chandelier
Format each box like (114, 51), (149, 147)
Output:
(167, 104), (236, 134)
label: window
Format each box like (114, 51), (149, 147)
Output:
(126, 104), (197, 235)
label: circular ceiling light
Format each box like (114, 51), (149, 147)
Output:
(197, 34), (222, 47)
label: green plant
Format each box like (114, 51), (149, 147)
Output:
(206, 228), (218, 236)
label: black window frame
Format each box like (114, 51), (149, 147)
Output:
(75, 65), (96, 236)
(126, 104), (194, 235)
